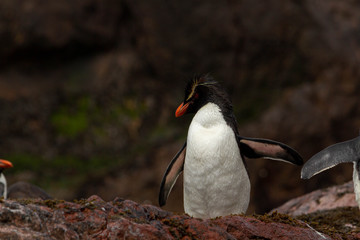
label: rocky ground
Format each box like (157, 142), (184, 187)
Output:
(1, 182), (359, 239)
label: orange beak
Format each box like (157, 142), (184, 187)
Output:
(175, 102), (190, 117)
(0, 159), (13, 169)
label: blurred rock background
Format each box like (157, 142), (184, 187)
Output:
(0, 0), (360, 214)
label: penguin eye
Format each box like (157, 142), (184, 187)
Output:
(194, 93), (199, 99)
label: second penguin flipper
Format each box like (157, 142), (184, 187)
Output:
(301, 136), (360, 179)
(7, 181), (52, 200)
(238, 136), (303, 165)
(159, 142), (186, 207)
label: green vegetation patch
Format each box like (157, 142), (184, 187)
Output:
(251, 211), (304, 227)
(297, 207), (360, 239)
(51, 94), (148, 140)
(6, 153), (123, 199)
(73, 198), (97, 210)
(51, 97), (91, 138)
(16, 198), (66, 209)
(162, 217), (194, 239)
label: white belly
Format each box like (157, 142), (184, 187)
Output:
(183, 103), (250, 219)
(353, 162), (360, 208)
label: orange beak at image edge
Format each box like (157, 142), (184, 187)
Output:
(0, 159), (13, 169)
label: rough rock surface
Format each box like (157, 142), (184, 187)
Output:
(0, 0), (124, 60)
(273, 181), (358, 216)
(0, 195), (332, 240)
(272, 182), (360, 239)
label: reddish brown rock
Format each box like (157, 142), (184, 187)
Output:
(0, 195), (333, 239)
(272, 181), (358, 216)
(271, 183), (360, 239)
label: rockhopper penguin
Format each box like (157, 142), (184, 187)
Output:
(0, 159), (13, 199)
(301, 135), (360, 208)
(159, 75), (303, 219)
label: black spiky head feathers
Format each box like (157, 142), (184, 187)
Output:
(181, 75), (232, 115)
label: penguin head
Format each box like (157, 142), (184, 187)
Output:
(0, 159), (12, 173)
(175, 75), (232, 117)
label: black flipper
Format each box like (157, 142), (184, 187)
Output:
(301, 136), (360, 179)
(159, 142), (187, 206)
(238, 136), (303, 165)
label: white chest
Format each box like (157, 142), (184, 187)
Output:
(0, 173), (7, 199)
(183, 103), (250, 219)
(353, 162), (360, 208)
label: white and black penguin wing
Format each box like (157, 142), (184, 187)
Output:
(237, 136), (303, 165)
(301, 136), (360, 179)
(159, 142), (186, 206)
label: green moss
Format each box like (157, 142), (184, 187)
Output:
(7, 153), (113, 176)
(297, 207), (360, 239)
(251, 211), (304, 227)
(73, 199), (96, 209)
(162, 218), (181, 227)
(111, 98), (147, 120)
(73, 199), (88, 205)
(5, 154), (42, 176)
(42, 199), (66, 208)
(50, 93), (148, 140)
(124, 209), (132, 215)
(162, 218), (182, 238)
(16, 198), (38, 205)
(7, 91), (151, 203)
(161, 217), (195, 239)
(16, 198), (66, 209)
(5, 153), (122, 199)
(51, 97), (91, 138)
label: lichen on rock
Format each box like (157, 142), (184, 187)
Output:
(0, 195), (337, 239)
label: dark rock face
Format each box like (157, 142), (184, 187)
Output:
(0, 195), (332, 239)
(273, 181), (358, 216)
(0, 0), (124, 60)
(273, 182), (360, 239)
